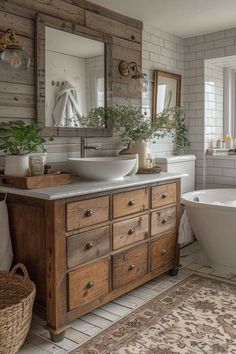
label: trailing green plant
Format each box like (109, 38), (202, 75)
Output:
(80, 104), (189, 154)
(0, 120), (54, 155)
(169, 106), (190, 155)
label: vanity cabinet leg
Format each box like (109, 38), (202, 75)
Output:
(168, 267), (179, 276)
(49, 330), (66, 343)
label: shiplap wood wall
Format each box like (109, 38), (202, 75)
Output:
(0, 0), (142, 167)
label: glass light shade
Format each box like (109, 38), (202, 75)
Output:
(133, 75), (148, 93)
(1, 47), (30, 70)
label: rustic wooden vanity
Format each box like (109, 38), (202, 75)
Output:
(1, 174), (181, 341)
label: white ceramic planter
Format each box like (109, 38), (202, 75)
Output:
(121, 141), (150, 169)
(4, 154), (29, 177)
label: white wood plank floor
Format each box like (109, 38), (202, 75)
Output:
(18, 241), (236, 354)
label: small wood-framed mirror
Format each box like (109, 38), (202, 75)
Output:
(152, 70), (181, 120)
(36, 13), (112, 137)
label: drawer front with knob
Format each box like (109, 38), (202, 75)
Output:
(113, 188), (149, 219)
(151, 233), (176, 270)
(113, 214), (149, 250)
(152, 183), (176, 209)
(67, 226), (110, 268)
(151, 206), (176, 237)
(66, 196), (109, 231)
(68, 257), (109, 310)
(112, 243), (148, 289)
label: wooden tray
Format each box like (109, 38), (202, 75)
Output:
(137, 166), (162, 174)
(0, 172), (75, 189)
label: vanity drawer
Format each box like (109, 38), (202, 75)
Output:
(113, 214), (149, 250)
(151, 206), (176, 237)
(152, 183), (176, 209)
(113, 188), (149, 219)
(112, 243), (148, 289)
(68, 257), (109, 310)
(67, 226), (110, 268)
(151, 233), (176, 270)
(66, 196), (109, 231)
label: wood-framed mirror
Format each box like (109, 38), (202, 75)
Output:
(152, 70), (181, 121)
(36, 13), (113, 137)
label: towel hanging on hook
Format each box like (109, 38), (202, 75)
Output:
(0, 193), (13, 271)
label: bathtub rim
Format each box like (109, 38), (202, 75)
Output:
(181, 189), (236, 211)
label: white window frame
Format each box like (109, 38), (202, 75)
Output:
(224, 67), (236, 136)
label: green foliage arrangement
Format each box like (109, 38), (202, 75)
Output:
(79, 105), (189, 154)
(0, 120), (53, 155)
(170, 106), (190, 154)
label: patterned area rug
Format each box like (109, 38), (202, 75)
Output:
(71, 275), (236, 354)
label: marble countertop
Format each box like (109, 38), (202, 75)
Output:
(0, 172), (184, 200)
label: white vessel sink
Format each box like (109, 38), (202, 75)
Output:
(68, 157), (137, 181)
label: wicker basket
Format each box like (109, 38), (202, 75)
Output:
(0, 263), (36, 354)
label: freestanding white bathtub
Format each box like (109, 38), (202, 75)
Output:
(182, 189), (236, 272)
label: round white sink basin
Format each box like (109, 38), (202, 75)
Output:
(68, 157), (137, 181)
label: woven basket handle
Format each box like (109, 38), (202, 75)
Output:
(10, 263), (30, 283)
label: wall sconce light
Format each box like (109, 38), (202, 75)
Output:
(0, 28), (30, 70)
(118, 60), (148, 93)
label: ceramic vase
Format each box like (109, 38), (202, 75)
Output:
(4, 154), (29, 177)
(120, 140), (150, 169)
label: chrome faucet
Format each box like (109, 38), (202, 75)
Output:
(80, 137), (98, 158)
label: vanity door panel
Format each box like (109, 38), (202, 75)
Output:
(68, 257), (109, 310)
(112, 243), (148, 289)
(152, 183), (176, 209)
(113, 188), (149, 219)
(66, 196), (109, 231)
(67, 226), (110, 268)
(113, 214), (149, 250)
(151, 233), (176, 270)
(151, 206), (176, 237)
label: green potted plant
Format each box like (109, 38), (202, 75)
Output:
(80, 105), (189, 168)
(0, 121), (53, 177)
(107, 105), (174, 168)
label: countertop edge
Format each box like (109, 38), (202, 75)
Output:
(0, 173), (185, 200)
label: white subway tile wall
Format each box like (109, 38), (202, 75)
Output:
(183, 28), (236, 189)
(206, 157), (236, 188)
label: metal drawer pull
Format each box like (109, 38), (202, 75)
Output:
(128, 228), (135, 235)
(85, 241), (95, 250)
(161, 249), (167, 256)
(128, 199), (135, 206)
(128, 264), (135, 271)
(161, 218), (168, 224)
(85, 209), (93, 217)
(86, 280), (94, 289)
(161, 193), (168, 199)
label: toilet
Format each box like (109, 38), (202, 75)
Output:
(155, 155), (196, 194)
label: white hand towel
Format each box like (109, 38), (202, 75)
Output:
(0, 200), (13, 271)
(178, 209), (194, 245)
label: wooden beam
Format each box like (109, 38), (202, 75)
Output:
(0, 10), (34, 38)
(64, 0), (143, 30)
(7, 0), (85, 25)
(85, 11), (142, 43)
(0, 0), (35, 19)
